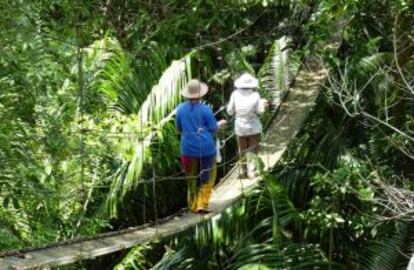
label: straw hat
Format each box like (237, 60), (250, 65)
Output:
(234, 73), (258, 89)
(182, 79), (209, 99)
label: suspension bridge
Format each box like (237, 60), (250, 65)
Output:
(0, 54), (328, 269)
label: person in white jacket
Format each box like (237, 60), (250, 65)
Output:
(226, 72), (268, 178)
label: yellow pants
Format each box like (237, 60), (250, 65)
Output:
(181, 155), (217, 213)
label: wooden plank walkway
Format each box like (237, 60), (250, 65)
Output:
(0, 59), (327, 270)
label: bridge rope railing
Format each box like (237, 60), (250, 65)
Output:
(0, 23), (293, 265)
(1, 40), (332, 270)
(1, 14), (348, 270)
(0, 75), (289, 199)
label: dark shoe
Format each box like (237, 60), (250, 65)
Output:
(196, 208), (211, 214)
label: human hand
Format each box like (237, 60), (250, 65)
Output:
(217, 119), (227, 129)
(261, 99), (269, 108)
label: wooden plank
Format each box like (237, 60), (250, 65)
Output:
(0, 59), (327, 270)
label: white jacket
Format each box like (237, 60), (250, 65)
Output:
(226, 89), (266, 136)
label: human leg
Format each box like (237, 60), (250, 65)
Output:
(237, 136), (249, 177)
(198, 156), (217, 210)
(246, 134), (260, 178)
(181, 156), (199, 213)
(248, 134), (260, 154)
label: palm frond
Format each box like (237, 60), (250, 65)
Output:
(113, 244), (153, 270)
(101, 53), (193, 218)
(356, 52), (392, 74)
(224, 242), (330, 270)
(151, 247), (187, 270)
(115, 45), (170, 114)
(235, 50), (256, 75)
(258, 36), (291, 107)
(85, 37), (129, 102)
(358, 222), (414, 270)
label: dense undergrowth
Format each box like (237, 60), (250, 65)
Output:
(1, 0), (413, 269)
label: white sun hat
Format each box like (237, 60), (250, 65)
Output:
(182, 79), (209, 99)
(234, 72), (259, 89)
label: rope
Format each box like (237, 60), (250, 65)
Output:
(143, 173), (147, 224)
(6, 105), (229, 142)
(198, 32), (205, 239)
(1, 131), (241, 195)
(74, 12), (86, 259)
(4, 16), (287, 53)
(152, 162), (158, 236)
(218, 47), (227, 174)
(1, 23), (292, 263)
(74, 14), (89, 236)
(77, 24), (85, 204)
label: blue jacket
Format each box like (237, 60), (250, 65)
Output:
(176, 101), (217, 157)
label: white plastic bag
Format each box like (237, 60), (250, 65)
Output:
(215, 140), (222, 163)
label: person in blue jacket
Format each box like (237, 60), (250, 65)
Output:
(176, 79), (227, 213)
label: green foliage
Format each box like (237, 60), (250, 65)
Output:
(2, 1), (414, 270)
(113, 244), (154, 270)
(297, 158), (378, 265)
(360, 222), (414, 270)
(258, 36), (296, 106)
(302, 158), (375, 231)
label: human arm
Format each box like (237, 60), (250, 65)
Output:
(205, 106), (219, 133)
(226, 91), (235, 116)
(217, 119), (227, 129)
(255, 94), (268, 115)
(205, 106), (227, 132)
